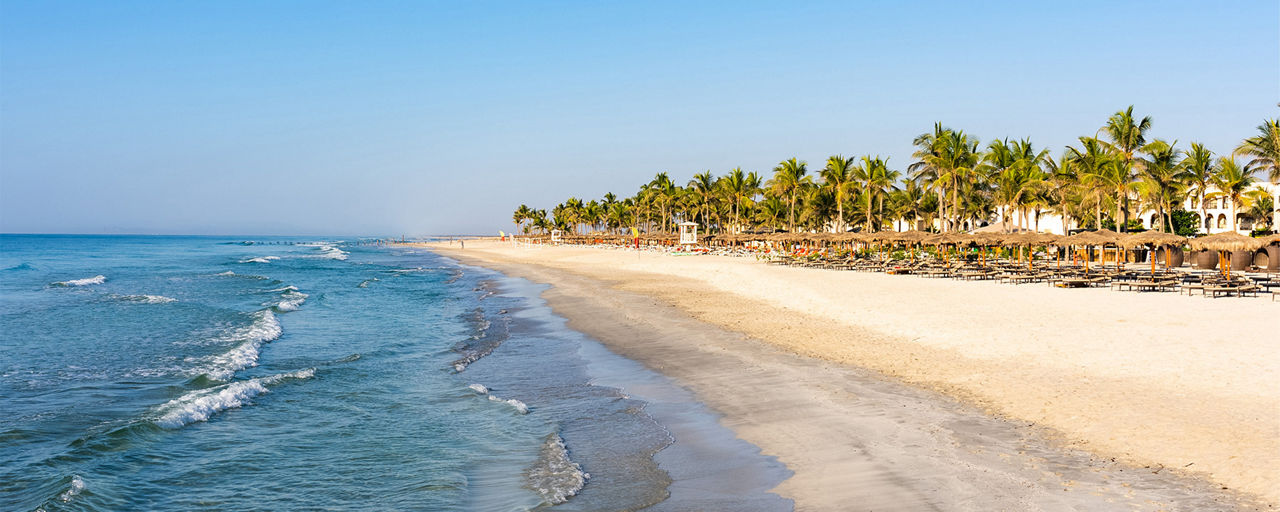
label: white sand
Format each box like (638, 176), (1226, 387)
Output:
(430, 239), (1279, 506)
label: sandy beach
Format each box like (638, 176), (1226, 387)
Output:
(426, 239), (1278, 510)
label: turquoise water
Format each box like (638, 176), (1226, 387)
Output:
(0, 235), (788, 511)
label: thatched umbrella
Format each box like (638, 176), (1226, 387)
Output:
(1187, 232), (1265, 279)
(1027, 233), (1066, 268)
(996, 232), (1047, 269)
(1064, 229), (1122, 272)
(1119, 232), (1187, 277)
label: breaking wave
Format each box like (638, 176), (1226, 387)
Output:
(189, 310), (282, 380)
(270, 290), (308, 312)
(468, 383), (489, 394)
(488, 395), (529, 414)
(114, 294), (178, 304)
(52, 275), (106, 287)
(525, 433), (588, 505)
(153, 368), (315, 429)
(239, 256), (280, 264)
(59, 474), (86, 503)
(302, 244), (348, 261)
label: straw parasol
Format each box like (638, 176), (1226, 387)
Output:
(1187, 231), (1265, 252)
(1063, 229), (1122, 271)
(1120, 231), (1187, 276)
(1188, 232), (1265, 279)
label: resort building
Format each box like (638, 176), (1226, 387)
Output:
(983, 181), (1280, 235)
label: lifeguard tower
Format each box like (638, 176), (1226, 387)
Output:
(678, 221), (698, 245)
(550, 229), (562, 244)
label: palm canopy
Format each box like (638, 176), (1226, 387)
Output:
(1236, 119), (1280, 183)
(519, 111), (1276, 240)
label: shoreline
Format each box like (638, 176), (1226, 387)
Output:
(428, 241), (1272, 510)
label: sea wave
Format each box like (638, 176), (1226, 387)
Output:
(190, 310), (282, 380)
(59, 474), (86, 503)
(315, 245), (348, 261)
(525, 433), (588, 505)
(153, 368), (315, 429)
(114, 294), (178, 304)
(52, 275), (106, 287)
(468, 383), (489, 394)
(4, 262), (35, 271)
(487, 395), (529, 414)
(239, 256), (280, 264)
(270, 290), (308, 312)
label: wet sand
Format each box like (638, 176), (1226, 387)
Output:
(429, 241), (1274, 510)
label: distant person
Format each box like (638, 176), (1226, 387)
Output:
(461, 240), (465, 249)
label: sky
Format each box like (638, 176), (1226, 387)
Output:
(1, 1), (1276, 236)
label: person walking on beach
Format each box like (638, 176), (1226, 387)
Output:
(461, 240), (465, 249)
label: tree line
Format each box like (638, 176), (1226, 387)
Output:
(513, 108), (1280, 237)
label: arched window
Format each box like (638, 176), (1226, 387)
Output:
(1217, 214), (1227, 229)
(1238, 214), (1253, 230)
(1203, 215), (1212, 229)
(1149, 214), (1159, 228)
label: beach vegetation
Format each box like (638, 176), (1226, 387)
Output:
(519, 114), (1278, 238)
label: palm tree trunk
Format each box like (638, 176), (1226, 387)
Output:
(836, 201), (844, 233)
(936, 189), (946, 232)
(788, 193), (796, 232)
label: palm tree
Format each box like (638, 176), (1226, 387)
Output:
(1071, 137), (1124, 229)
(934, 130), (981, 232)
(1243, 188), (1275, 231)
(820, 155), (857, 232)
(909, 123), (954, 231)
(512, 204), (532, 236)
(721, 167), (760, 234)
(767, 158), (810, 231)
(1182, 142), (1216, 233)
(1136, 139), (1185, 232)
(1236, 119), (1280, 182)
(854, 156), (898, 231)
(1209, 158), (1258, 233)
(645, 173), (678, 234)
(607, 201), (633, 233)
(799, 188), (836, 232)
(688, 171), (717, 230)
(755, 196), (787, 231)
(1043, 153), (1080, 235)
(1100, 105), (1152, 231)
(531, 209), (551, 234)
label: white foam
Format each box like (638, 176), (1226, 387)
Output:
(468, 383), (489, 394)
(53, 275), (106, 287)
(239, 256), (280, 264)
(526, 433), (588, 505)
(322, 247), (348, 260)
(192, 310), (282, 380)
(488, 395), (529, 414)
(267, 285), (298, 292)
(271, 290), (308, 312)
(154, 368), (314, 428)
(116, 294), (178, 304)
(59, 475), (85, 503)
(216, 271), (236, 276)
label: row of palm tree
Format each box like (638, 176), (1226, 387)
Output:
(513, 110), (1280, 237)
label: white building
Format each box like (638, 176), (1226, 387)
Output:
(986, 181), (1279, 235)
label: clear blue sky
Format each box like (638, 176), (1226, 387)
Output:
(1, 1), (1275, 235)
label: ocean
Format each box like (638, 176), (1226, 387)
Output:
(0, 235), (788, 511)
